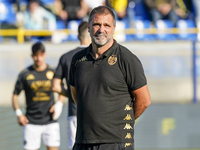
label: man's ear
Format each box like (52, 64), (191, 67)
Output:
(78, 35), (80, 41)
(88, 24), (90, 33)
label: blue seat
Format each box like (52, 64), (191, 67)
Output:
(52, 20), (68, 43)
(19, 0), (28, 5)
(134, 0), (149, 20)
(30, 36), (49, 42)
(154, 20), (177, 41)
(122, 18), (134, 41)
(67, 20), (82, 41)
(30, 21), (66, 43)
(114, 19), (134, 42)
(0, 1), (16, 42)
(56, 20), (66, 29)
(133, 20), (154, 41)
(0, 36), (3, 42)
(124, 19), (134, 41)
(114, 20), (127, 42)
(41, 0), (54, 6)
(0, 1), (16, 24)
(176, 19), (197, 40)
(0, 0), (13, 2)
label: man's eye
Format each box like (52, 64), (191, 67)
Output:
(104, 24), (111, 28)
(93, 24), (99, 27)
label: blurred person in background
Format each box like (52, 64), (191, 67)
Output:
(105, 0), (136, 26)
(53, 0), (88, 24)
(144, 0), (195, 26)
(22, 0), (56, 30)
(13, 0), (42, 12)
(14, 0), (43, 26)
(175, 0), (195, 20)
(68, 6), (151, 150)
(12, 42), (64, 150)
(144, 0), (178, 26)
(52, 21), (91, 149)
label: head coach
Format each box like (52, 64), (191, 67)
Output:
(68, 5), (151, 150)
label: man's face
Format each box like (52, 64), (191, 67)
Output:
(29, 2), (39, 14)
(88, 13), (116, 47)
(32, 51), (46, 67)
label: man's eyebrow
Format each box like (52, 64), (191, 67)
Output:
(92, 22), (111, 26)
(93, 22), (100, 25)
(104, 23), (111, 26)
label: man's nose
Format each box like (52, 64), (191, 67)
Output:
(98, 25), (105, 33)
(37, 56), (41, 61)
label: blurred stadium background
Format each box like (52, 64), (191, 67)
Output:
(0, 0), (200, 150)
(1, 41), (200, 150)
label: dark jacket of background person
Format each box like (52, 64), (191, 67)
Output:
(61, 0), (81, 19)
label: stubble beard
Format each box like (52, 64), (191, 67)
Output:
(91, 32), (112, 47)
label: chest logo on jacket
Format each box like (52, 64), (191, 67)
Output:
(30, 80), (52, 92)
(108, 55), (117, 65)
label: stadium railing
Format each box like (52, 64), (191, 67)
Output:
(0, 27), (198, 43)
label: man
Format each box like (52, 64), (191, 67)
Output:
(105, 0), (133, 19)
(144, 0), (178, 26)
(53, 0), (88, 22)
(68, 6), (151, 150)
(23, 0), (56, 30)
(105, 0), (136, 27)
(52, 21), (91, 149)
(12, 42), (64, 150)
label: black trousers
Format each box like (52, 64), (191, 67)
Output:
(73, 143), (134, 150)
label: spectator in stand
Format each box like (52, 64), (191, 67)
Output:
(144, 0), (178, 26)
(23, 0), (56, 30)
(175, 0), (195, 20)
(144, 0), (195, 26)
(13, 0), (42, 11)
(53, 0), (88, 22)
(105, 0), (136, 26)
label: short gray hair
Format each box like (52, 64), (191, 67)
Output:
(88, 6), (116, 26)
